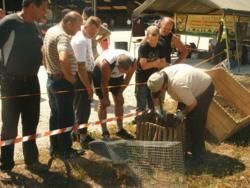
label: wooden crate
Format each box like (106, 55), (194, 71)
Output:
(206, 68), (250, 142)
(136, 122), (185, 143)
(136, 113), (186, 151)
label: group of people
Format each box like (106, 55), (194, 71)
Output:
(0, 0), (215, 173)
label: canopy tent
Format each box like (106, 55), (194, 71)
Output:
(132, 0), (250, 71)
(132, 0), (250, 20)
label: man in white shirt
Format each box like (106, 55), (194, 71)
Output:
(93, 49), (136, 139)
(71, 16), (101, 148)
(147, 64), (214, 164)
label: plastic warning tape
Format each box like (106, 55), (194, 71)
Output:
(0, 82), (147, 100)
(0, 110), (147, 147)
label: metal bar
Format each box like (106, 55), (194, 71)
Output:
(234, 14), (240, 73)
(2, 0), (6, 10)
(222, 15), (231, 70)
(92, 0), (96, 16)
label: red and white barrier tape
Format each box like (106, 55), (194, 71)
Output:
(0, 110), (147, 147)
(0, 82), (147, 100)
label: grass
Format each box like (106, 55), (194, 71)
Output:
(1, 125), (250, 187)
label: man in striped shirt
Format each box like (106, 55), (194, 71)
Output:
(43, 11), (82, 158)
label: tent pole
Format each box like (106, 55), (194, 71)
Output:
(222, 15), (231, 70)
(197, 36), (200, 49)
(234, 14), (240, 73)
(92, 0), (96, 16)
(2, 0), (6, 10)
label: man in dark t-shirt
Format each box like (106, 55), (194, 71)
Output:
(159, 17), (188, 64)
(0, 0), (48, 172)
(135, 25), (167, 113)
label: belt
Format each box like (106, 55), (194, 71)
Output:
(48, 73), (64, 80)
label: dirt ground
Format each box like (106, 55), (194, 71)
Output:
(0, 75), (249, 187)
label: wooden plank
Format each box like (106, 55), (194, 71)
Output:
(207, 100), (238, 141)
(162, 127), (167, 141)
(153, 125), (158, 141)
(143, 122), (149, 140)
(136, 122), (140, 140)
(206, 68), (250, 115)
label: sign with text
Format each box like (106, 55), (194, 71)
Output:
(176, 14), (249, 36)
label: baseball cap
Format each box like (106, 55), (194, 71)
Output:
(147, 72), (165, 93)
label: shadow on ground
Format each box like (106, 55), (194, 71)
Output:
(186, 151), (245, 177)
(225, 123), (250, 147)
(0, 149), (141, 188)
(0, 166), (89, 188)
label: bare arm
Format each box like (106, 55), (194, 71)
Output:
(41, 46), (47, 69)
(119, 61), (136, 94)
(152, 96), (161, 106)
(77, 62), (93, 97)
(100, 60), (111, 99)
(182, 99), (198, 116)
(139, 57), (167, 70)
(172, 35), (188, 64)
(59, 51), (76, 84)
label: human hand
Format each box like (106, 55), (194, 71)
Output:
(87, 86), (93, 99)
(67, 75), (76, 85)
(175, 109), (185, 122)
(101, 97), (110, 108)
(155, 105), (164, 118)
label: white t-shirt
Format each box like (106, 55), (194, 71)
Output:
(98, 49), (135, 78)
(71, 30), (95, 72)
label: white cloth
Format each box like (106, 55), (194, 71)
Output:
(98, 49), (135, 78)
(71, 30), (95, 72)
(161, 64), (212, 106)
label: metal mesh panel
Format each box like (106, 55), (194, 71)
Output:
(125, 141), (185, 175)
(89, 140), (185, 185)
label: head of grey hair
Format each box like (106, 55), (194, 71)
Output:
(117, 54), (133, 70)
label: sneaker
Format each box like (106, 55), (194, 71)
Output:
(0, 163), (14, 172)
(80, 134), (95, 149)
(102, 131), (110, 140)
(116, 128), (134, 140)
(25, 162), (48, 172)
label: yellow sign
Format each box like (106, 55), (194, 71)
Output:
(175, 14), (245, 36)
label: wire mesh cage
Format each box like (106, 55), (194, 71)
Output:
(89, 140), (185, 185)
(126, 140), (185, 175)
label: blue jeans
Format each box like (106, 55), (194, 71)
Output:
(135, 84), (154, 112)
(73, 75), (91, 134)
(47, 77), (74, 155)
(1, 76), (40, 167)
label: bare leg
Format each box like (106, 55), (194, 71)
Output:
(98, 101), (108, 134)
(113, 94), (124, 131)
